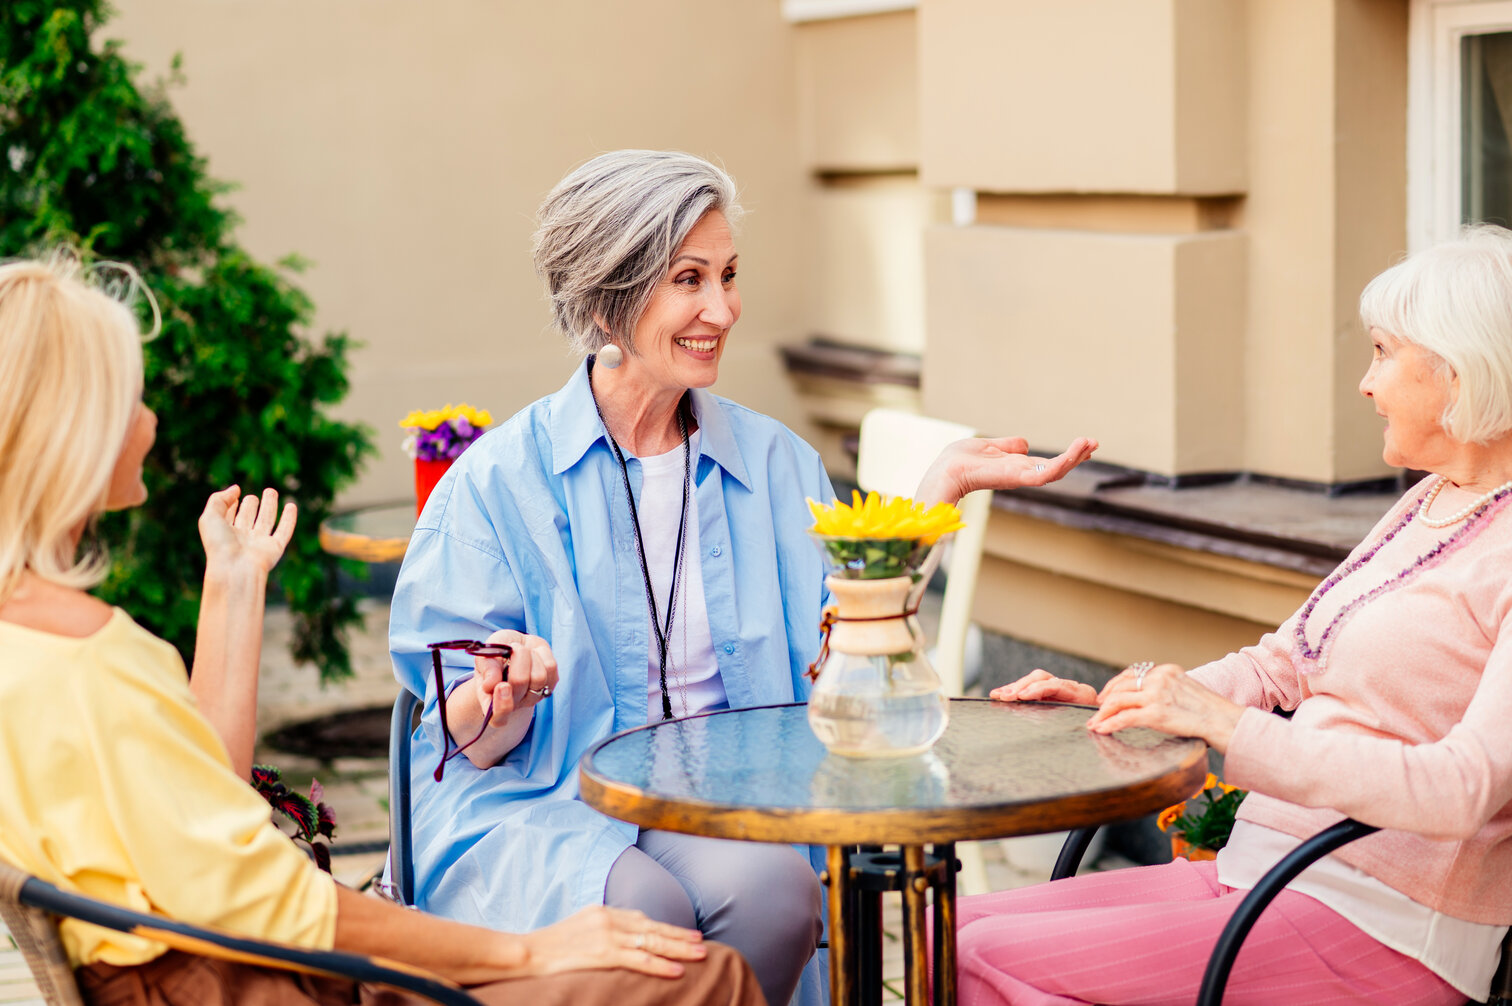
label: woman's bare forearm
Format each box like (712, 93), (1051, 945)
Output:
(190, 562), (268, 779)
(333, 884), (527, 983)
(444, 678), (534, 768)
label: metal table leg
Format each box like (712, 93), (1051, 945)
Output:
(933, 842), (958, 1006)
(901, 845), (930, 1006)
(825, 845), (853, 1006)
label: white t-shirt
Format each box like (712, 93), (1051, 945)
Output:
(633, 432), (727, 721)
(1218, 821), (1507, 1000)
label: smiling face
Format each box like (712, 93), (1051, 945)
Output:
(103, 400), (157, 510)
(1358, 326), (1458, 470)
(618, 210), (740, 395)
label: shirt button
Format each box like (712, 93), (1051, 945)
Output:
(724, 643), (735, 654)
(710, 545), (722, 557)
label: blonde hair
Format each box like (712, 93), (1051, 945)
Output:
(0, 256), (150, 604)
(532, 150), (742, 356)
(1359, 224), (1512, 444)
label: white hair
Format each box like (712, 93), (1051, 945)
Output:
(0, 255), (150, 603)
(1359, 224), (1512, 444)
(532, 150), (742, 356)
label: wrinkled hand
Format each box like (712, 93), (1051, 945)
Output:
(198, 486), (297, 577)
(914, 436), (1099, 506)
(470, 628), (559, 723)
(990, 669), (1099, 706)
(1086, 662), (1243, 753)
(517, 906), (706, 978)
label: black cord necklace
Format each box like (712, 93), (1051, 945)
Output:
(588, 357), (692, 720)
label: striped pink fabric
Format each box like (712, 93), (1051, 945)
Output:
(952, 859), (1465, 1006)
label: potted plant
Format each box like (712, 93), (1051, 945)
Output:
(400, 403), (493, 516)
(1157, 773), (1246, 861)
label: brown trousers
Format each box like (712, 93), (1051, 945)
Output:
(77, 943), (766, 1006)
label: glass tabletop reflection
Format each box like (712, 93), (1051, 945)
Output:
(580, 699), (1207, 846)
(318, 502), (415, 563)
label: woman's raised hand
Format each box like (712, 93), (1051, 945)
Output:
(990, 668), (1099, 706)
(516, 906), (705, 978)
(1086, 662), (1244, 754)
(914, 436), (1099, 506)
(197, 485), (297, 576)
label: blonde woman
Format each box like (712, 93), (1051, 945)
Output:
(0, 257), (762, 1006)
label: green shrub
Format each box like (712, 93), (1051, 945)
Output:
(1, 0), (374, 679)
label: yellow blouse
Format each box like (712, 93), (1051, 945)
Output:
(0, 609), (336, 967)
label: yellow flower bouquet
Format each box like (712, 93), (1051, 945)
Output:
(1157, 772), (1247, 859)
(806, 491), (965, 580)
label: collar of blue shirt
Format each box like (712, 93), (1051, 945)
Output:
(547, 359), (752, 491)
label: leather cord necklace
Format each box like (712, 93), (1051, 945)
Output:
(589, 357), (692, 720)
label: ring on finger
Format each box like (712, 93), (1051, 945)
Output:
(527, 685), (553, 697)
(632, 932), (646, 950)
(1127, 661), (1155, 690)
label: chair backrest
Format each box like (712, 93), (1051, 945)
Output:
(856, 407), (993, 696)
(386, 687), (422, 906)
(0, 860), (87, 1006)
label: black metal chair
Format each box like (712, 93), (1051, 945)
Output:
(1053, 820), (1512, 1006)
(0, 857), (482, 1006)
(387, 686), (422, 907)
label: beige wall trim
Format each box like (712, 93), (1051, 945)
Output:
(783, 0), (915, 22)
(974, 193), (1242, 234)
(981, 510), (1319, 628)
(973, 554), (1278, 671)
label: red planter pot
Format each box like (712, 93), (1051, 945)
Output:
(414, 458), (454, 518)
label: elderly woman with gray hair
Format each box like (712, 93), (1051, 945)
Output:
(966, 226), (1512, 1005)
(388, 149), (1096, 1006)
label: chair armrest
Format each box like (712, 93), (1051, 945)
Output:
(17, 875), (483, 1006)
(1196, 817), (1379, 1006)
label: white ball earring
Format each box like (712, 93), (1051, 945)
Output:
(597, 343), (623, 369)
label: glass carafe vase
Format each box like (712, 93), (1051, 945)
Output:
(806, 536), (949, 757)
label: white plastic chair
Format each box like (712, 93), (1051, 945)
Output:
(856, 407), (993, 894)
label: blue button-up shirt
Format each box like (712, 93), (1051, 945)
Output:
(389, 360), (833, 938)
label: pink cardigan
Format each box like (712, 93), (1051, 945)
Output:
(1190, 477), (1512, 924)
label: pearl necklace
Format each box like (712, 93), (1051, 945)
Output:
(1418, 475), (1512, 527)
(1294, 480), (1512, 670)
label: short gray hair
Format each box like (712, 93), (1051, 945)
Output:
(532, 150), (741, 356)
(1359, 224), (1512, 444)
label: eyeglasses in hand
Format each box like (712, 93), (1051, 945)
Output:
(428, 639), (513, 782)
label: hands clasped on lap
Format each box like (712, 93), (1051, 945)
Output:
(990, 662), (1244, 754)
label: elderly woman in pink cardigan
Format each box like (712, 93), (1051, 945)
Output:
(969, 225), (1512, 1006)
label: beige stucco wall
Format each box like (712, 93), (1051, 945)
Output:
(919, 0), (1246, 195)
(916, 0), (1406, 486)
(109, 0), (818, 505)
(922, 226), (1246, 475)
(797, 9), (919, 172)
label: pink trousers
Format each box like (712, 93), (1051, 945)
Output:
(953, 858), (1466, 1006)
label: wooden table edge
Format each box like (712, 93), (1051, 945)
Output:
(317, 507), (413, 563)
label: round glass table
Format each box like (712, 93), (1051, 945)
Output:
(580, 698), (1207, 1006)
(317, 502), (416, 563)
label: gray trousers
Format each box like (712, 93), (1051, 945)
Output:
(605, 830), (823, 1006)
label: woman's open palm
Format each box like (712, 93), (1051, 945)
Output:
(198, 485), (298, 576)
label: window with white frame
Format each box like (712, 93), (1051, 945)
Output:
(1410, 0), (1512, 248)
